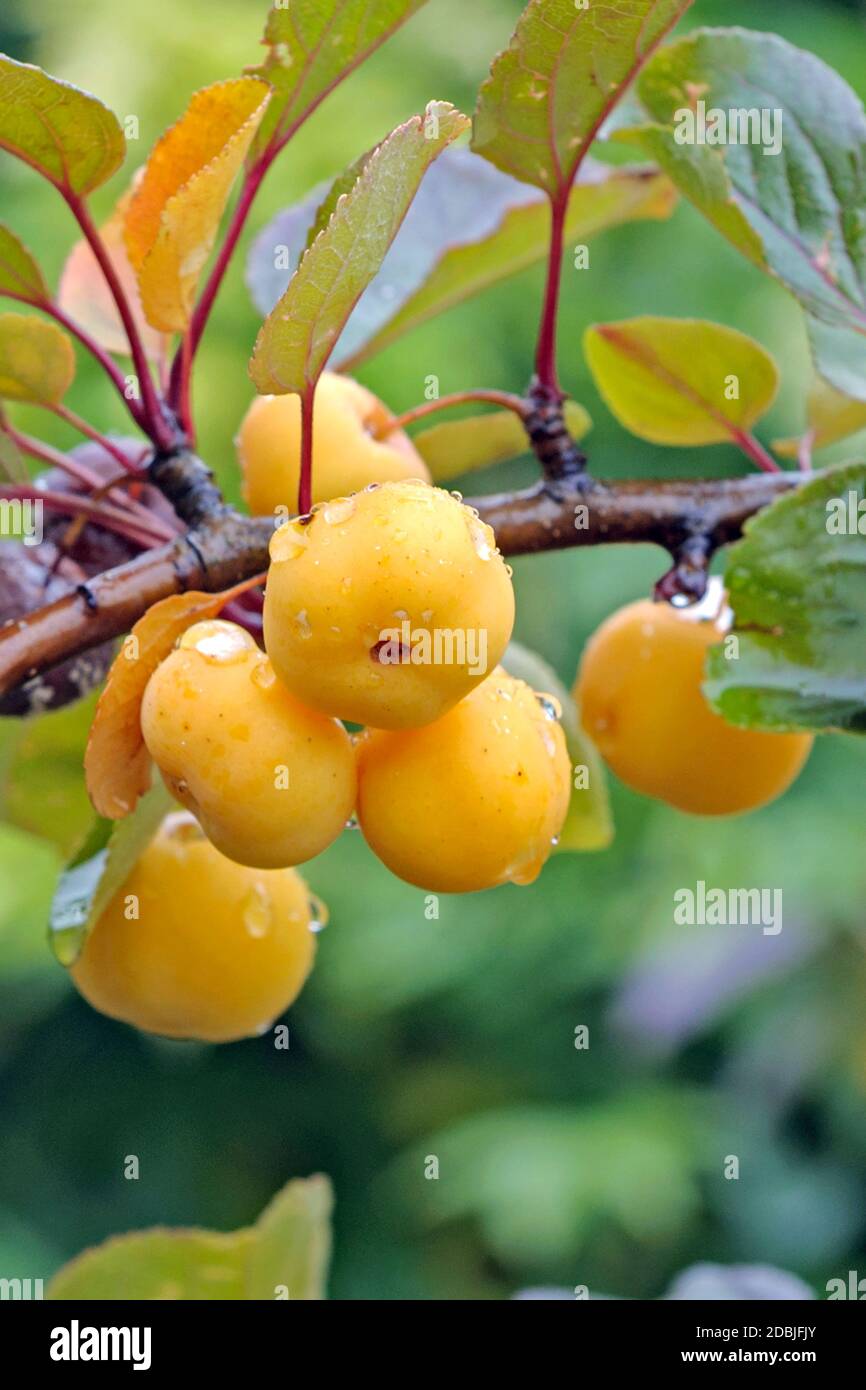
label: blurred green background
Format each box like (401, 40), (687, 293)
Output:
(1, 0), (865, 1299)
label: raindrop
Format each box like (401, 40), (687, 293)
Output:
(242, 883), (273, 939)
(308, 893), (330, 933)
(179, 619), (254, 663)
(270, 522), (309, 562)
(536, 692), (563, 722)
(250, 660), (277, 691)
(322, 496), (356, 525)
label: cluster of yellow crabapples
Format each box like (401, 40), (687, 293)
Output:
(72, 374), (814, 1043)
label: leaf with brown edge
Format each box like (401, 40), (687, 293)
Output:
(0, 55), (125, 196)
(60, 184), (168, 361)
(124, 78), (271, 333)
(247, 0), (428, 161)
(471, 0), (692, 197)
(0, 224), (49, 305)
(59, 185), (169, 363)
(249, 101), (469, 395)
(0, 313), (75, 404)
(85, 591), (231, 819)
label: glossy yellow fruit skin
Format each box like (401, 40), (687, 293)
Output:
(238, 372), (430, 514)
(141, 620), (356, 869)
(70, 812), (317, 1042)
(263, 480), (516, 730)
(356, 669), (571, 892)
(575, 598), (814, 816)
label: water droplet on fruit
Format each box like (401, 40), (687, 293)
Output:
(466, 516), (493, 560)
(179, 619), (254, 663)
(52, 926), (83, 968)
(250, 659), (277, 690)
(536, 692), (563, 722)
(450, 490), (464, 502)
(308, 893), (329, 933)
(270, 522), (309, 562)
(242, 883), (273, 938)
(505, 564), (514, 578)
(322, 496), (356, 525)
(164, 810), (204, 842)
(506, 854), (544, 886)
(293, 609), (312, 639)
(340, 576), (353, 595)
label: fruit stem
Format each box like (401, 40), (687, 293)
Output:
(33, 297), (149, 430)
(298, 383), (316, 515)
(0, 484), (174, 549)
(48, 404), (145, 473)
(167, 151), (274, 417)
(534, 191), (569, 400)
(382, 390), (530, 437)
(63, 193), (173, 450)
(732, 428), (782, 474)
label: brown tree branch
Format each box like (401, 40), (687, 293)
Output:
(0, 471), (805, 700)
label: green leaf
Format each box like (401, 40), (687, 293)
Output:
(774, 378), (866, 460)
(0, 822), (62, 979)
(704, 462), (866, 733)
(628, 29), (866, 396)
(249, 102), (469, 395)
(0, 225), (48, 304)
(584, 316), (779, 447)
(471, 0), (692, 196)
(247, 153), (676, 368)
(0, 55), (125, 196)
(503, 641), (613, 852)
(48, 781), (173, 966)
(48, 1175), (333, 1300)
(0, 313), (75, 405)
(414, 400), (591, 482)
(248, 0), (428, 160)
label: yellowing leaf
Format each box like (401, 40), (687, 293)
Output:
(0, 55), (125, 196)
(774, 377), (866, 459)
(250, 102), (469, 395)
(48, 1227), (255, 1301)
(48, 1175), (333, 1300)
(125, 79), (271, 332)
(472, 0), (692, 196)
(584, 317), (779, 447)
(59, 186), (169, 363)
(414, 401), (591, 482)
(0, 313), (75, 404)
(85, 590), (232, 819)
(0, 224), (49, 304)
(247, 1174), (333, 1300)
